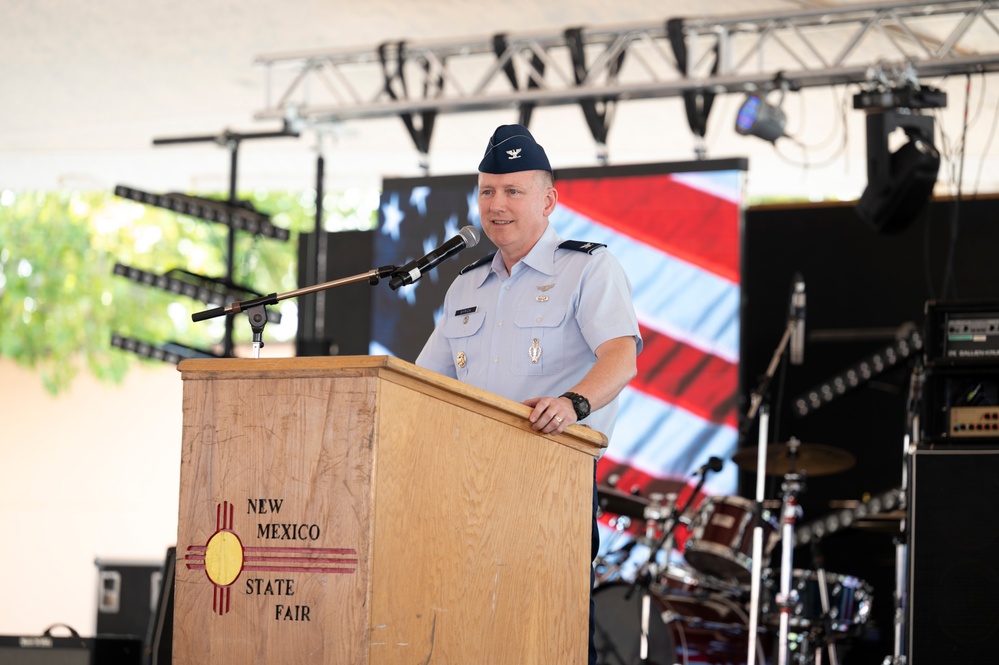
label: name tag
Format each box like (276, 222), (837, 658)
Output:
(455, 306), (477, 316)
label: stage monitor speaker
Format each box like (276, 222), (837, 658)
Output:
(909, 447), (999, 663)
(0, 634), (142, 665)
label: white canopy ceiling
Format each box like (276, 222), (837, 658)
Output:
(3, 0), (998, 201)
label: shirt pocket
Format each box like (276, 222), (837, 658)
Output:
(442, 310), (485, 380)
(512, 302), (567, 376)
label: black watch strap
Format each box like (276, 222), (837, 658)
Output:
(560, 391), (591, 420)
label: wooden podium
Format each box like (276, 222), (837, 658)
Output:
(174, 356), (606, 664)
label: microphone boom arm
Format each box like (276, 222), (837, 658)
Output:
(192, 265), (400, 323)
(191, 264), (400, 358)
(742, 316), (796, 438)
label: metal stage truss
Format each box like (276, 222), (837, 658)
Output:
(254, 0), (999, 146)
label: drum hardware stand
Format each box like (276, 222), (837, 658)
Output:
(774, 465), (805, 665)
(628, 469), (712, 664)
(744, 303), (800, 665)
(810, 542), (841, 665)
(594, 515), (635, 585)
(882, 361), (921, 665)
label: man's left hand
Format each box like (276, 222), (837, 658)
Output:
(523, 396), (576, 435)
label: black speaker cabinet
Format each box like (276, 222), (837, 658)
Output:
(0, 635), (141, 665)
(296, 229), (374, 357)
(909, 447), (999, 663)
(95, 559), (161, 641)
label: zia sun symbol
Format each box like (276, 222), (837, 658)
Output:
(183, 501), (358, 616)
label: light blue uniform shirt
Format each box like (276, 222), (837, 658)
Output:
(416, 223), (642, 443)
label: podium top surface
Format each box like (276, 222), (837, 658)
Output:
(178, 355), (607, 453)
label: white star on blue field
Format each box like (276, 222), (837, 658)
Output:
(381, 193), (405, 241)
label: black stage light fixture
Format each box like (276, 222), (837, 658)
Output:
(112, 263), (281, 324)
(792, 325), (923, 418)
(110, 334), (222, 365)
(113, 185), (290, 241)
(795, 487), (903, 546)
(853, 86), (945, 234)
(734, 92), (786, 143)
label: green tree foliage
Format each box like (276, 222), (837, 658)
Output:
(0, 189), (377, 394)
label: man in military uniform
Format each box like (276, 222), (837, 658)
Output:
(416, 124), (642, 664)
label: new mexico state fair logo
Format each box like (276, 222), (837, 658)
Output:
(184, 500), (358, 616)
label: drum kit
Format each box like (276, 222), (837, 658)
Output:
(593, 440), (877, 665)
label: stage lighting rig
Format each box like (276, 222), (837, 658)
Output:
(112, 263), (282, 325)
(113, 186), (289, 240)
(110, 334), (222, 365)
(110, 126), (298, 359)
(792, 324), (924, 418)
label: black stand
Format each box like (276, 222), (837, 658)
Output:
(152, 126), (298, 357)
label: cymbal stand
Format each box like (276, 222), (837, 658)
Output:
(775, 466), (804, 665)
(745, 314), (798, 665)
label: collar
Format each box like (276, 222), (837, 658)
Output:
(467, 223), (562, 288)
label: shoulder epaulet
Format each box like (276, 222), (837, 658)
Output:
(459, 252), (495, 275)
(558, 240), (607, 254)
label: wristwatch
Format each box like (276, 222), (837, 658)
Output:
(560, 391), (591, 421)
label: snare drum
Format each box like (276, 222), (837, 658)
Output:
(761, 569), (873, 634)
(592, 581), (767, 665)
(684, 495), (775, 584)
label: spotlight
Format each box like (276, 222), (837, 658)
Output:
(855, 112), (940, 233)
(735, 92), (786, 143)
(853, 82), (946, 234)
(114, 185), (289, 241)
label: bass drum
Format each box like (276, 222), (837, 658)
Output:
(593, 581), (768, 665)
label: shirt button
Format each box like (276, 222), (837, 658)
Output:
(493, 357), (499, 363)
(504, 285), (510, 291)
(497, 320), (504, 326)
(535, 316), (542, 323)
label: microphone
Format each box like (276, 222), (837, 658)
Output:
(694, 456), (724, 476)
(789, 273), (806, 366)
(389, 226), (481, 290)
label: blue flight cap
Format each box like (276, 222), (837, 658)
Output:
(478, 124), (552, 174)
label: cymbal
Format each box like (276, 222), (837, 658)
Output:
(596, 485), (650, 519)
(732, 442), (856, 477)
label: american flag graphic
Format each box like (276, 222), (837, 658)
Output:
(372, 161), (745, 560)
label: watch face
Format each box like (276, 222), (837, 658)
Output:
(569, 393), (590, 419)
